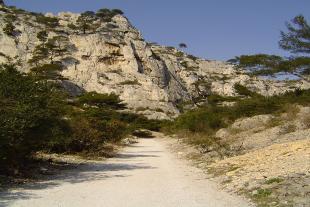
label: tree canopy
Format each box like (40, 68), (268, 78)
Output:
(229, 15), (310, 77)
(279, 15), (310, 54)
(179, 43), (187, 49)
(77, 11), (98, 34)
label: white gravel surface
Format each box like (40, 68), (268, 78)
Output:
(0, 137), (252, 207)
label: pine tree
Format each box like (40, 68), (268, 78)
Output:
(77, 11), (97, 34)
(279, 15), (310, 54)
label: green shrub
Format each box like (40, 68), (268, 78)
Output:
(207, 94), (239, 106)
(265, 177), (284, 184)
(0, 65), (68, 173)
(111, 9), (124, 15)
(67, 23), (78, 30)
(3, 22), (15, 36)
(4, 14), (17, 22)
(234, 83), (257, 97)
(119, 80), (141, 85)
(173, 107), (226, 134)
(187, 55), (198, 61)
(175, 51), (184, 57)
(30, 63), (63, 79)
(96, 8), (124, 22)
(165, 89), (310, 141)
(254, 188), (272, 198)
(232, 54), (310, 76)
(36, 14), (59, 28)
(78, 92), (126, 109)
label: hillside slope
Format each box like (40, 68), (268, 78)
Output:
(0, 3), (309, 119)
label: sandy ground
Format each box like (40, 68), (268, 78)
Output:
(0, 137), (252, 207)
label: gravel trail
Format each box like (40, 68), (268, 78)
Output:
(0, 136), (252, 207)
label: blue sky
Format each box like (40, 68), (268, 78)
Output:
(5, 0), (310, 60)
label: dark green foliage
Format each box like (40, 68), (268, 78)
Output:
(111, 9), (124, 15)
(28, 45), (49, 65)
(232, 54), (310, 76)
(279, 15), (310, 54)
(0, 65), (162, 175)
(78, 92), (126, 109)
(49, 92), (161, 153)
(281, 56), (310, 75)
(179, 43), (187, 48)
(30, 63), (63, 79)
(119, 80), (141, 85)
(229, 16), (310, 76)
(234, 84), (257, 97)
(3, 22), (15, 36)
(232, 54), (283, 75)
(237, 54), (283, 69)
(0, 7), (9, 12)
(96, 8), (124, 22)
(175, 51), (184, 57)
(4, 13), (17, 22)
(77, 11), (98, 34)
(29, 35), (70, 65)
(8, 6), (27, 15)
(67, 23), (78, 30)
(0, 65), (68, 174)
(36, 14), (59, 28)
(56, 116), (126, 153)
(187, 55), (198, 61)
(173, 107), (226, 134)
(207, 94), (239, 106)
(48, 35), (70, 56)
(37, 30), (48, 43)
(165, 89), (310, 137)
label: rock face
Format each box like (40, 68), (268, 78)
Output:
(0, 6), (309, 119)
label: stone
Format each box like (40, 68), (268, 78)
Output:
(0, 7), (309, 119)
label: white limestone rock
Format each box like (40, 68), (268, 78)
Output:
(0, 6), (309, 119)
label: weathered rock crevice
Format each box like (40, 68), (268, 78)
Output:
(0, 7), (309, 119)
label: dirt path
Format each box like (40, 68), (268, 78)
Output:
(0, 136), (252, 207)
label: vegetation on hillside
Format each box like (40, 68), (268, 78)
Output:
(228, 15), (310, 76)
(162, 86), (310, 148)
(0, 64), (159, 176)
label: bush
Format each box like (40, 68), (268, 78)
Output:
(232, 54), (310, 76)
(30, 63), (63, 79)
(96, 8), (124, 22)
(0, 66), (161, 175)
(3, 22), (15, 36)
(175, 51), (184, 57)
(119, 80), (141, 85)
(67, 23), (78, 30)
(36, 14), (59, 28)
(64, 117), (104, 152)
(173, 107), (226, 134)
(234, 83), (258, 97)
(78, 91), (126, 109)
(165, 89), (310, 140)
(0, 65), (68, 174)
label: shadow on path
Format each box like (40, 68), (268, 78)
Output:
(0, 145), (158, 207)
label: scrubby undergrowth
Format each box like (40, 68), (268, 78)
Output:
(0, 64), (160, 177)
(162, 85), (310, 207)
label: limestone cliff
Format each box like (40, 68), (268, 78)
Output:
(0, 4), (309, 119)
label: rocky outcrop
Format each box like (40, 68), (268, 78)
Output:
(0, 5), (309, 119)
